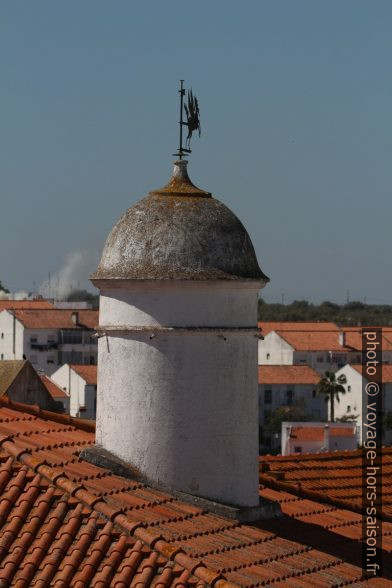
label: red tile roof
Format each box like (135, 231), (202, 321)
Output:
(289, 425), (356, 442)
(260, 448), (392, 521)
(39, 375), (68, 399)
(277, 330), (363, 352)
(0, 397), (389, 585)
(70, 364), (97, 385)
(259, 321), (338, 335)
(276, 328), (392, 352)
(259, 365), (320, 385)
(0, 299), (53, 310)
(11, 309), (98, 329)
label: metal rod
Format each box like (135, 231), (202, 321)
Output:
(179, 80), (185, 159)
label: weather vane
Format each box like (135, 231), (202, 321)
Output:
(173, 80), (201, 160)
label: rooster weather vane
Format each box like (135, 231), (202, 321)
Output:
(173, 80), (201, 160)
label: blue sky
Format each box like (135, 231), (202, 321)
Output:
(1, 1), (391, 303)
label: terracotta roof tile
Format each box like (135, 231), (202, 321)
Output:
(70, 364), (97, 385)
(277, 330), (362, 351)
(260, 447), (392, 521)
(11, 309), (98, 329)
(276, 327), (392, 352)
(0, 396), (389, 586)
(0, 299), (53, 310)
(259, 365), (320, 385)
(39, 375), (68, 399)
(289, 425), (356, 442)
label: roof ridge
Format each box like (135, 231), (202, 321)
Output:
(0, 422), (239, 588)
(0, 397), (95, 433)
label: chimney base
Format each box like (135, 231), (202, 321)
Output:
(80, 445), (281, 523)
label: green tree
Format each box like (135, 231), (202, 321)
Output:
(0, 280), (9, 293)
(316, 371), (347, 422)
(265, 398), (311, 435)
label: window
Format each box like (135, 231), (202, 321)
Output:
(0, 333), (3, 339)
(286, 390), (294, 405)
(347, 405), (351, 413)
(0, 354), (3, 360)
(30, 335), (38, 344)
(264, 389), (272, 404)
(47, 357), (55, 364)
(266, 353), (270, 360)
(47, 335), (56, 343)
(317, 355), (323, 363)
(294, 446), (302, 453)
(59, 330), (83, 345)
(264, 409), (271, 423)
(312, 389), (317, 398)
(347, 385), (351, 392)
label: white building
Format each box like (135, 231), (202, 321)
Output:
(258, 365), (325, 450)
(258, 327), (392, 373)
(0, 309), (98, 375)
(335, 363), (392, 444)
(281, 421), (358, 455)
(90, 159), (269, 508)
(259, 329), (363, 373)
(50, 364), (97, 419)
(259, 365), (324, 423)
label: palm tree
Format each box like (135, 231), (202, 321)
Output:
(316, 371), (347, 422)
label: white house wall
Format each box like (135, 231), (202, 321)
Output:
(51, 364), (95, 419)
(0, 311), (24, 360)
(258, 383), (327, 425)
(23, 328), (59, 375)
(334, 365), (365, 442)
(258, 332), (294, 365)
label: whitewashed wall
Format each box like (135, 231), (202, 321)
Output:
(96, 281), (261, 507)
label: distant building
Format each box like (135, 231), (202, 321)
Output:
(0, 309), (98, 375)
(50, 364), (97, 419)
(259, 327), (392, 372)
(0, 359), (57, 410)
(258, 365), (325, 449)
(281, 421), (358, 455)
(335, 363), (392, 444)
(259, 328), (361, 372)
(259, 364), (324, 423)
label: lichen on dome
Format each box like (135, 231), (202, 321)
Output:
(92, 161), (269, 283)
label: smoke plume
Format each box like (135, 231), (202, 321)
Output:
(40, 251), (91, 300)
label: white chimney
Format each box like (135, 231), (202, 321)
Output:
(91, 161), (269, 507)
(339, 330), (346, 347)
(71, 311), (79, 325)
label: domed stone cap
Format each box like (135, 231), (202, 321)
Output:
(91, 161), (269, 283)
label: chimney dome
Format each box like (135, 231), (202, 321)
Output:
(92, 161), (269, 284)
(91, 161), (269, 508)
